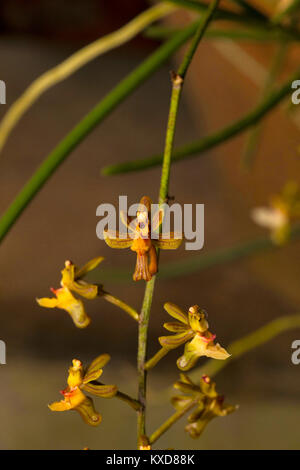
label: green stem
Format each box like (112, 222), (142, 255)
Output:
(136, 0), (221, 448)
(0, 21), (199, 244)
(177, 0), (221, 78)
(102, 291), (139, 322)
(144, 347), (169, 370)
(149, 399), (197, 445)
(96, 380), (142, 410)
(158, 0), (223, 203)
(159, 72), (183, 204)
(137, 277), (156, 440)
(103, 67), (300, 175)
(159, 0), (222, 204)
(115, 390), (142, 411)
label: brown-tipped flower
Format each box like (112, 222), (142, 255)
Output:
(103, 196), (182, 282)
(49, 355), (117, 426)
(159, 303), (230, 371)
(172, 374), (237, 439)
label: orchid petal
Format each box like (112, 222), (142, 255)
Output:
(68, 280), (99, 300)
(159, 330), (194, 349)
(103, 230), (133, 249)
(83, 354), (110, 384)
(75, 396), (102, 426)
(163, 322), (188, 333)
(36, 297), (58, 308)
(154, 232), (183, 249)
(164, 302), (188, 324)
(82, 382), (117, 398)
(75, 256), (104, 278)
(48, 400), (72, 412)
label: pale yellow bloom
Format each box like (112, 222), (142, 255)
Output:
(49, 355), (117, 426)
(37, 286), (91, 328)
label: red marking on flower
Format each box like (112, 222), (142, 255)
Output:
(60, 387), (76, 397)
(197, 333), (216, 343)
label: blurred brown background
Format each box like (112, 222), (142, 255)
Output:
(0, 0), (300, 449)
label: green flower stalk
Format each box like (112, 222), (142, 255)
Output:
(136, 0), (221, 446)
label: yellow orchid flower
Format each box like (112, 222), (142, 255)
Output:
(60, 257), (104, 299)
(37, 286), (91, 328)
(49, 355), (117, 426)
(103, 196), (182, 281)
(251, 181), (300, 245)
(159, 303), (230, 371)
(36, 256), (104, 328)
(172, 374), (237, 439)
